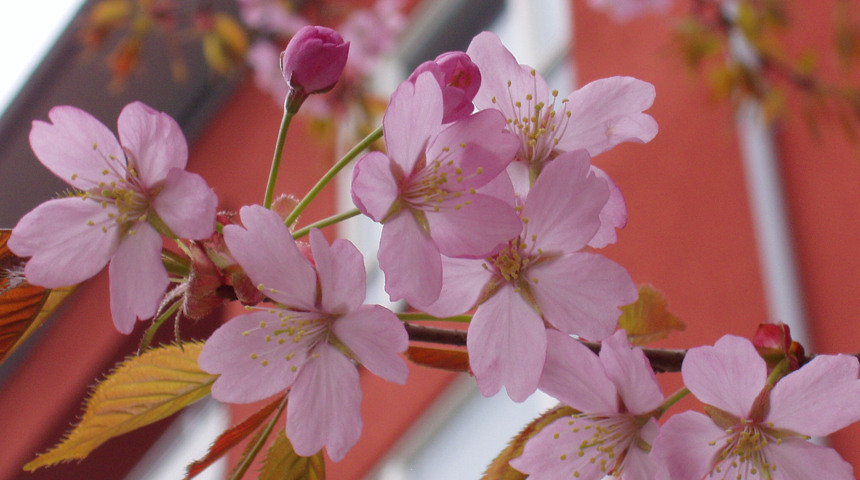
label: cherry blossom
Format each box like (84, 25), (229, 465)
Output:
(9, 102), (217, 333)
(351, 72), (521, 306)
(652, 335), (860, 480)
(417, 151), (637, 401)
(511, 330), (663, 479)
(408, 51), (482, 123)
(198, 205), (408, 461)
(466, 31), (656, 247)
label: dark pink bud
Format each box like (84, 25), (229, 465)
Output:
(409, 51), (481, 123)
(280, 25), (349, 110)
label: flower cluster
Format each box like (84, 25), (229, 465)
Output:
(10, 21), (860, 479)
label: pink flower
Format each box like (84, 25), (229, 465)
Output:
(351, 72), (522, 306)
(281, 25), (349, 100)
(198, 205), (408, 461)
(510, 330), (663, 479)
(339, 0), (405, 77)
(418, 151), (637, 401)
(9, 102), (217, 333)
(467, 31), (657, 247)
(588, 0), (673, 22)
(652, 335), (860, 480)
(408, 51), (482, 123)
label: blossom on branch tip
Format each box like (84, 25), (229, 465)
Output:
(281, 25), (349, 110)
(8, 102), (217, 334)
(511, 330), (663, 480)
(416, 151), (638, 401)
(652, 334), (860, 480)
(351, 72), (521, 306)
(466, 31), (655, 246)
(198, 205), (408, 461)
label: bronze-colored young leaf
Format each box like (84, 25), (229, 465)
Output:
(405, 345), (471, 373)
(24, 342), (217, 471)
(0, 229), (77, 366)
(618, 284), (685, 346)
(481, 405), (577, 480)
(185, 393), (287, 480)
(259, 427), (325, 480)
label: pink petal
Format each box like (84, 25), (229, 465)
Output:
(153, 169), (217, 240)
(767, 354), (860, 437)
(681, 335), (766, 418)
(587, 166), (627, 248)
(310, 230), (365, 313)
(10, 197), (119, 287)
(599, 330), (664, 414)
(377, 212), (442, 305)
(651, 411), (724, 480)
(117, 101), (188, 187)
(223, 205), (316, 308)
(383, 73), (442, 172)
(530, 252), (637, 341)
(287, 344), (363, 461)
(763, 438), (856, 480)
(199, 311), (305, 403)
(540, 329), (618, 412)
(414, 256), (492, 317)
(557, 77), (658, 156)
(332, 304), (409, 384)
(622, 419), (660, 480)
(108, 224), (168, 333)
(29, 106), (125, 191)
(467, 31), (549, 122)
(425, 109), (518, 190)
(426, 194), (520, 258)
(522, 151), (608, 254)
(509, 414), (607, 480)
(467, 285), (546, 402)
(350, 151), (401, 222)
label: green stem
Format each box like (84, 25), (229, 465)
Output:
(766, 358), (791, 386)
(263, 108), (296, 209)
(284, 125), (383, 227)
(138, 300), (181, 353)
(655, 387), (690, 417)
(228, 394), (289, 480)
(397, 312), (473, 323)
(291, 209), (361, 239)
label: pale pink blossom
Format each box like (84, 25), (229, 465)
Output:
(588, 0), (673, 22)
(339, 0), (405, 76)
(351, 72), (521, 306)
(511, 330), (663, 479)
(237, 0), (308, 36)
(467, 31), (656, 247)
(9, 102), (217, 333)
(418, 151), (637, 401)
(652, 335), (860, 480)
(198, 205), (408, 461)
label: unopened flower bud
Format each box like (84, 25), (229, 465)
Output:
(280, 25), (349, 112)
(408, 51), (481, 123)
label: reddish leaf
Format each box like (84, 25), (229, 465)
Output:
(0, 229), (76, 365)
(618, 284), (685, 346)
(185, 393), (287, 480)
(405, 346), (470, 373)
(481, 405), (577, 480)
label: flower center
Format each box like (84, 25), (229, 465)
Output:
(492, 70), (572, 170)
(710, 420), (787, 479)
(401, 146), (483, 214)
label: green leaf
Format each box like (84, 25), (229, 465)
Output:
(618, 285), (685, 346)
(259, 427), (325, 480)
(481, 405), (577, 480)
(24, 342), (216, 471)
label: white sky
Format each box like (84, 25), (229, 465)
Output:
(0, 1), (85, 116)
